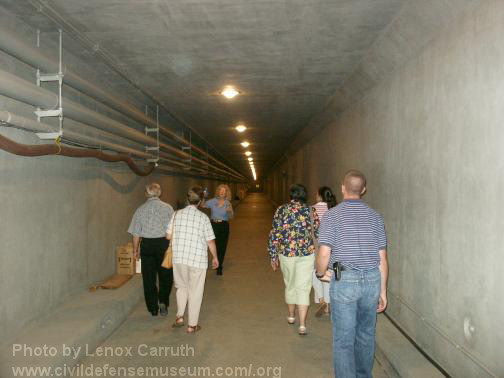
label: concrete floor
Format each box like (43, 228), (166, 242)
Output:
(80, 194), (388, 378)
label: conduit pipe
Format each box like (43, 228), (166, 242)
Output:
(0, 24), (245, 180)
(0, 111), (228, 179)
(0, 69), (244, 180)
(0, 132), (155, 176)
(0, 110), (150, 159)
(156, 166), (226, 181)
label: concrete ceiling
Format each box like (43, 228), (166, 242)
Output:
(0, 0), (480, 178)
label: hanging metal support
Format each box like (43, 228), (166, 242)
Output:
(35, 29), (64, 140)
(144, 105), (159, 164)
(204, 145), (209, 173)
(181, 129), (192, 170)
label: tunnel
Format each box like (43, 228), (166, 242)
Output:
(0, 1), (502, 377)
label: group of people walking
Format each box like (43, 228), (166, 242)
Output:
(128, 169), (387, 377)
(268, 170), (388, 378)
(127, 183), (233, 333)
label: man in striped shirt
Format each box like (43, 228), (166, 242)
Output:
(316, 170), (388, 378)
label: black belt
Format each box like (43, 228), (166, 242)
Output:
(338, 264), (379, 272)
(211, 219), (228, 223)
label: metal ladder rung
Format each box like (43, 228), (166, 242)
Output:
(38, 74), (63, 82)
(145, 127), (158, 133)
(146, 146), (159, 152)
(36, 131), (63, 140)
(35, 109), (62, 118)
(35, 29), (64, 141)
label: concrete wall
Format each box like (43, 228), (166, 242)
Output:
(266, 1), (504, 376)
(0, 10), (240, 345)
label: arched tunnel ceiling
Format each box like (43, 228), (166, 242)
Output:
(1, 0), (481, 179)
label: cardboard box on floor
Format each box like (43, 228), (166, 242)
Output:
(116, 242), (136, 275)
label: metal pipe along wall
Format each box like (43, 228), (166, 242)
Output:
(0, 68), (243, 181)
(0, 23), (245, 180)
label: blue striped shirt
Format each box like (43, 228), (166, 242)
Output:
(319, 199), (387, 270)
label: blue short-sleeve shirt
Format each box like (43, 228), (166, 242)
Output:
(204, 198), (233, 221)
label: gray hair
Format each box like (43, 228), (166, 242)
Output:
(145, 183), (161, 198)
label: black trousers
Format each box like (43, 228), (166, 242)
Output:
(140, 237), (173, 312)
(211, 221), (230, 271)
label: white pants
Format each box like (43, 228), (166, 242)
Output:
(173, 263), (206, 326)
(312, 270), (330, 303)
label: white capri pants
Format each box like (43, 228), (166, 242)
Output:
(312, 270), (330, 303)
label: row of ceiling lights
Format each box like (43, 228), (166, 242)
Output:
(220, 86), (256, 181)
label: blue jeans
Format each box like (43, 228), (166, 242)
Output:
(330, 267), (381, 378)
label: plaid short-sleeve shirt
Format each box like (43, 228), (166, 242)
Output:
(128, 197), (174, 238)
(167, 205), (215, 269)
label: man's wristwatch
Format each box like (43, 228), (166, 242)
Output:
(315, 271), (325, 279)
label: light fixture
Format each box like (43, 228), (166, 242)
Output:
(221, 86), (239, 99)
(235, 125), (247, 133)
(248, 157), (253, 161)
(241, 141), (250, 148)
(245, 151), (252, 156)
(251, 165), (257, 181)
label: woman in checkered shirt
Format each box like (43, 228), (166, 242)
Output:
(167, 187), (219, 333)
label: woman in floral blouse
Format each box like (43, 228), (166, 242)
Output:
(268, 184), (320, 335)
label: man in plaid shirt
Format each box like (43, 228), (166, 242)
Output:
(128, 183), (174, 316)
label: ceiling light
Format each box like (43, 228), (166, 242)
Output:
(221, 86), (239, 99)
(235, 125), (247, 133)
(245, 151), (252, 156)
(248, 157), (253, 161)
(241, 141), (250, 148)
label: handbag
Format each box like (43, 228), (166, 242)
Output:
(161, 211), (177, 269)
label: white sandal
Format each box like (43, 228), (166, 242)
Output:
(287, 316), (295, 324)
(298, 325), (307, 335)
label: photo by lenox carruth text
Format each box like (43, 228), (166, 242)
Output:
(12, 343), (195, 359)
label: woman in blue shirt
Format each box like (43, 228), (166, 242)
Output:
(203, 184), (234, 275)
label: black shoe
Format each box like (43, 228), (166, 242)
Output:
(216, 268), (223, 276)
(150, 309), (159, 316)
(159, 304), (168, 316)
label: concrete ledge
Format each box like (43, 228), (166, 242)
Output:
(375, 314), (445, 378)
(0, 276), (142, 378)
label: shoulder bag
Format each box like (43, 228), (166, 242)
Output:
(161, 211), (177, 269)
(308, 206), (318, 250)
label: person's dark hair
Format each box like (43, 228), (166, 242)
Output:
(187, 186), (204, 205)
(289, 184), (307, 203)
(318, 186), (337, 209)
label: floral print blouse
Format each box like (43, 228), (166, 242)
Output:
(268, 200), (320, 261)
